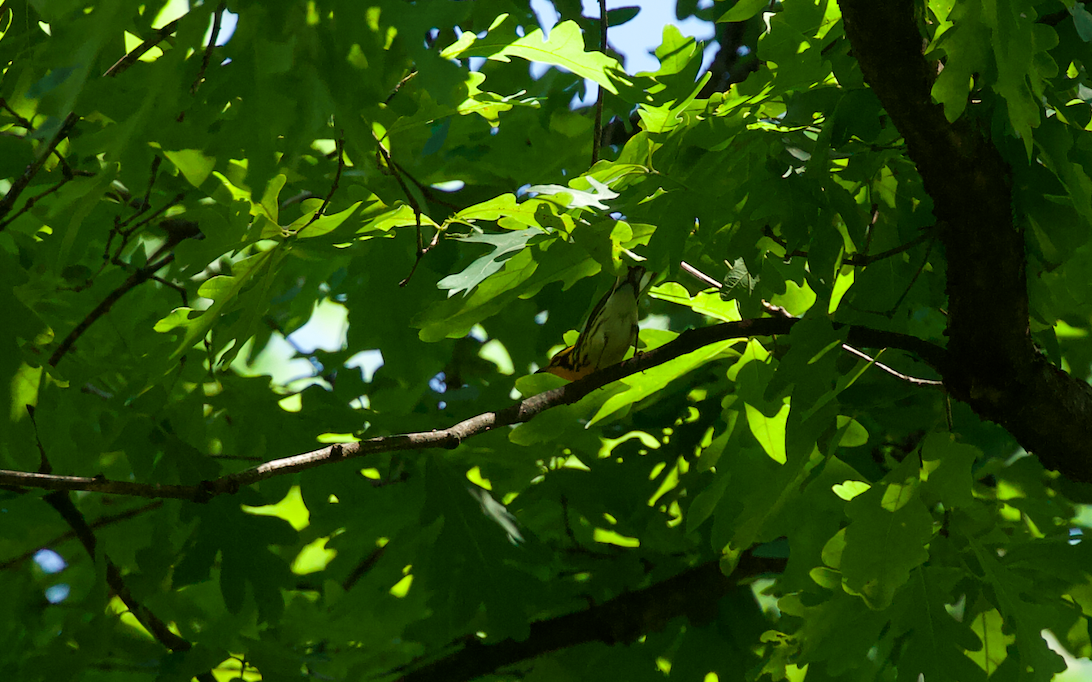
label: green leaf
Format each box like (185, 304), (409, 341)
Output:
(441, 15), (636, 97)
(607, 7), (640, 29)
(155, 248), (285, 364)
(589, 332), (740, 426)
(164, 149), (216, 188)
(745, 401), (789, 464)
(840, 456), (933, 610)
(438, 229), (542, 296)
(920, 432), (978, 508)
(1073, 4), (1092, 41)
(414, 248), (598, 342)
(718, 0), (769, 23)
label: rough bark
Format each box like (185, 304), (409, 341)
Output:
(839, 0), (1092, 483)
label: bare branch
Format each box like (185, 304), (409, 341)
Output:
(3, 318), (948, 500)
(839, 344), (943, 387)
(374, 139), (443, 286)
(23, 408), (213, 681)
(0, 176), (71, 232)
(762, 225), (933, 267)
(686, 260), (944, 386)
(49, 206), (195, 367)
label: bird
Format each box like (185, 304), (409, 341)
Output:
(542, 265), (650, 380)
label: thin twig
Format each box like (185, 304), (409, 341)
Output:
(0, 100), (78, 177)
(376, 141), (419, 222)
(680, 261), (723, 289)
(103, 17), (184, 78)
(688, 259), (943, 386)
(191, 2), (226, 94)
(855, 231), (931, 266)
(0, 176), (70, 232)
(839, 344), (943, 387)
(0, 501), (163, 571)
(763, 225), (932, 266)
(385, 70), (418, 104)
(149, 274), (189, 305)
(140, 155), (162, 212)
(23, 414), (210, 678)
(590, 0), (608, 166)
(0, 113), (79, 228)
(48, 249), (179, 367)
(369, 144), (456, 284)
(50, 198), (195, 364)
(43, 491), (212, 678)
(399, 226), (440, 288)
(888, 236), (934, 315)
(0, 97), (34, 129)
(395, 163), (464, 211)
(118, 192), (184, 236)
(342, 545), (388, 591)
(375, 138), (441, 286)
(298, 133), (345, 234)
(26, 406), (51, 474)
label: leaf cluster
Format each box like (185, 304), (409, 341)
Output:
(2, 1), (1092, 681)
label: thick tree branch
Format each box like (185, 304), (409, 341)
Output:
(838, 0), (1092, 483)
(3, 318), (946, 500)
(397, 554), (786, 682)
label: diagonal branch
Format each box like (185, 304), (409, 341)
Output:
(24, 413), (215, 682)
(396, 553), (786, 682)
(48, 212), (197, 367)
(48, 253), (176, 367)
(1, 317), (947, 500)
(0, 113), (79, 228)
(191, 2), (227, 93)
(43, 491), (217, 682)
(0, 501), (163, 571)
(103, 17), (184, 78)
(838, 0), (1092, 484)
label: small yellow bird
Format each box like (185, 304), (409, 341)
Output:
(543, 265), (650, 380)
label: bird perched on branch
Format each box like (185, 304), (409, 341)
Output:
(542, 265), (651, 380)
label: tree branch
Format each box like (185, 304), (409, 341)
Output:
(3, 318), (947, 500)
(0, 113), (78, 228)
(0, 501), (163, 571)
(191, 2), (226, 93)
(396, 553), (786, 682)
(838, 0), (1092, 484)
(48, 213), (197, 367)
(103, 17), (184, 78)
(48, 253), (175, 366)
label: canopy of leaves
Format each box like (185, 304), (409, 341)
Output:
(3, 1), (1092, 681)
